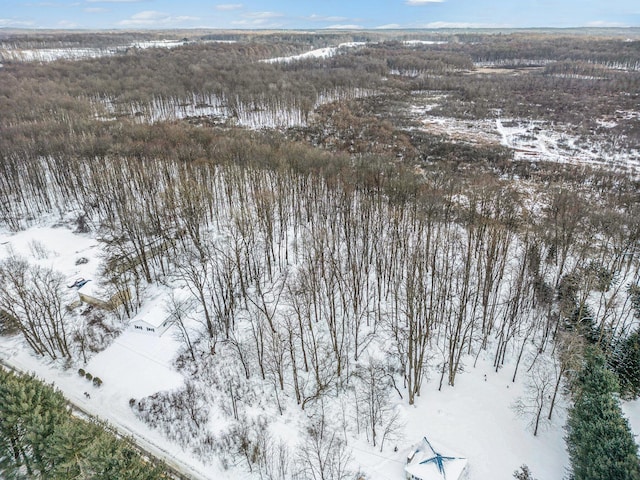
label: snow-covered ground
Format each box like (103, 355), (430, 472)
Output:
(622, 400), (640, 449)
(407, 97), (640, 172)
(495, 118), (640, 170)
(0, 331), (220, 480)
(1, 220), (638, 480)
(0, 39), (201, 63)
(0, 221), (223, 479)
(403, 40), (448, 46)
(261, 42), (367, 64)
(91, 87), (374, 129)
(352, 350), (570, 480)
(260, 40), (448, 66)
(0, 221), (569, 480)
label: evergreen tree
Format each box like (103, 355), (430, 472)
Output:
(0, 370), (164, 479)
(0, 371), (67, 477)
(566, 348), (640, 480)
(44, 420), (102, 479)
(611, 329), (640, 399)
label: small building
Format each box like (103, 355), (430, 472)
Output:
(77, 281), (130, 310)
(130, 302), (173, 337)
(405, 437), (468, 480)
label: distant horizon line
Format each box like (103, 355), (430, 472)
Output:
(1, 26), (639, 32)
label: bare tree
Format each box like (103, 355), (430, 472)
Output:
(353, 357), (404, 451)
(512, 356), (555, 436)
(296, 415), (353, 480)
(0, 256), (72, 360)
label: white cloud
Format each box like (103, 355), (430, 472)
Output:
(58, 19), (79, 27)
(406, 0), (445, 4)
(118, 10), (199, 26)
(375, 23), (402, 29)
(231, 19), (283, 27)
(306, 14), (348, 22)
(585, 20), (629, 27)
(24, 2), (81, 7)
(86, 0), (145, 3)
(243, 11), (283, 19)
(420, 21), (505, 28)
(0, 18), (36, 27)
(324, 24), (363, 29)
(230, 11), (285, 26)
(215, 3), (243, 11)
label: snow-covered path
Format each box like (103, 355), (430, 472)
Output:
(0, 332), (223, 480)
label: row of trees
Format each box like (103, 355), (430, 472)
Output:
(0, 369), (165, 479)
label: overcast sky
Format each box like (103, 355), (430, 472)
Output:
(1, 0), (639, 30)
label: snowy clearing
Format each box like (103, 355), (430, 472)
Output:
(352, 350), (570, 480)
(261, 42), (367, 64)
(403, 40), (448, 46)
(90, 87), (374, 129)
(0, 39), (218, 63)
(495, 118), (640, 170)
(407, 98), (640, 172)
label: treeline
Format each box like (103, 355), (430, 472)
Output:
(0, 31), (176, 50)
(447, 33), (640, 68)
(1, 32), (638, 144)
(0, 369), (165, 479)
(0, 34), (640, 150)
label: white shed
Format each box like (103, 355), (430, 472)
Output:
(405, 437), (468, 480)
(130, 302), (173, 337)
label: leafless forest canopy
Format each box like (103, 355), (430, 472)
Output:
(1, 29), (640, 478)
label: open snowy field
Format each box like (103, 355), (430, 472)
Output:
(0, 39), (224, 63)
(261, 42), (368, 64)
(407, 98), (640, 172)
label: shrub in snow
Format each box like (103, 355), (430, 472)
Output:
(295, 418), (353, 480)
(133, 381), (209, 448)
(78, 368), (85, 377)
(85, 372), (93, 381)
(92, 377), (102, 387)
(75, 213), (91, 233)
(129, 398), (136, 408)
(513, 465), (536, 480)
(75, 257), (89, 265)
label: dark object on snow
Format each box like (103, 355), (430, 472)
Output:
(75, 257), (89, 265)
(68, 278), (90, 289)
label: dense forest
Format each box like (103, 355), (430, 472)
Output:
(1, 30), (640, 479)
